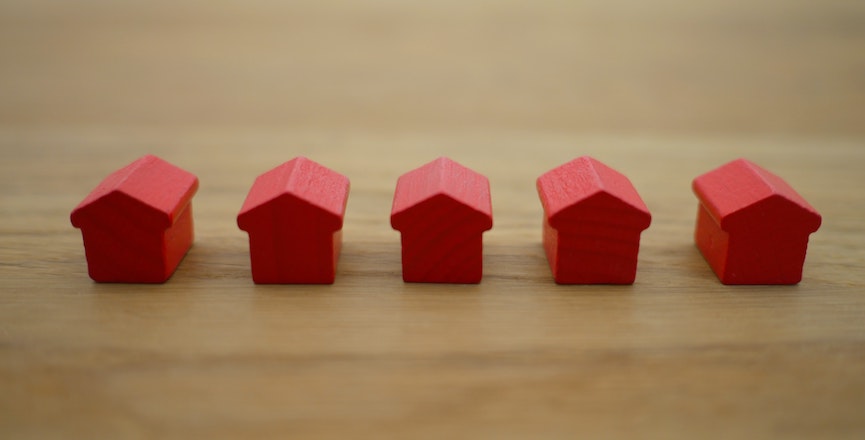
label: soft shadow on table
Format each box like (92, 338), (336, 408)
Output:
(85, 283), (167, 295)
(646, 244), (809, 298)
(482, 242), (549, 284)
(177, 240), (250, 282)
(399, 282), (485, 296)
(483, 242), (645, 297)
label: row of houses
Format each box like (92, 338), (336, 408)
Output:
(70, 155), (821, 285)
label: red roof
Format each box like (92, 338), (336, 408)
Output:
(536, 156), (650, 230)
(70, 155), (198, 229)
(692, 158), (821, 232)
(237, 157), (349, 231)
(390, 157), (492, 231)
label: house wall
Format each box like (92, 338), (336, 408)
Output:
(79, 220), (167, 283)
(400, 232), (484, 283)
(724, 229), (811, 285)
(162, 203), (195, 280)
(546, 218), (644, 284)
(694, 204), (730, 282)
(247, 224), (339, 284)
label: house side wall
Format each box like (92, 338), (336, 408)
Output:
(247, 231), (279, 283)
(695, 204), (729, 281)
(332, 229), (343, 272)
(162, 203), (195, 279)
(542, 215), (559, 279)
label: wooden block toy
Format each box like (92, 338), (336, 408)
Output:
(536, 157), (651, 284)
(390, 157), (493, 283)
(70, 155), (199, 283)
(237, 157), (350, 284)
(692, 158), (822, 284)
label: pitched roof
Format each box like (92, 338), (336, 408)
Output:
(536, 156), (650, 229)
(237, 157), (350, 231)
(70, 155), (198, 229)
(692, 158), (821, 231)
(390, 157), (492, 231)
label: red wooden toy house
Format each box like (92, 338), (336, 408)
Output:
(536, 156), (651, 284)
(70, 155), (199, 283)
(692, 158), (822, 284)
(390, 157), (493, 283)
(237, 157), (350, 284)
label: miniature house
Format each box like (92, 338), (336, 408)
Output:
(70, 155), (199, 283)
(536, 156), (651, 284)
(390, 157), (493, 283)
(237, 157), (350, 284)
(692, 158), (822, 284)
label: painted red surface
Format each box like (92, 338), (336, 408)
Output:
(237, 157), (350, 284)
(391, 157), (493, 283)
(692, 158), (821, 284)
(70, 155), (199, 283)
(536, 156), (651, 284)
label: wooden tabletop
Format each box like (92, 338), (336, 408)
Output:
(2, 1), (864, 438)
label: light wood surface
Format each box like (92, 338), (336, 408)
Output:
(2, 1), (865, 439)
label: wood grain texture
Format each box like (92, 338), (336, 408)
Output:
(2, 1), (865, 439)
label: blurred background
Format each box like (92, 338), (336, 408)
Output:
(3, 3), (865, 437)
(2, 0), (864, 135)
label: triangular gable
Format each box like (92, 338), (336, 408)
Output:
(70, 155), (198, 229)
(391, 192), (493, 233)
(391, 157), (492, 231)
(692, 158), (821, 232)
(537, 157), (650, 229)
(237, 157), (349, 231)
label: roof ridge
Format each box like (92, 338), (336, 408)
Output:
(283, 156), (304, 197)
(111, 155), (154, 194)
(584, 157), (607, 195)
(740, 158), (778, 196)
